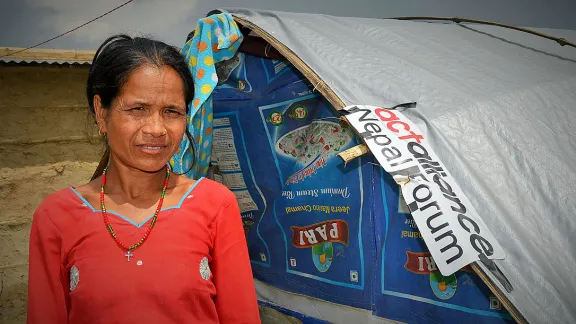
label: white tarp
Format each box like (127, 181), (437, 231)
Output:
(221, 8), (576, 324)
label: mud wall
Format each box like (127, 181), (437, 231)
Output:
(0, 64), (101, 323)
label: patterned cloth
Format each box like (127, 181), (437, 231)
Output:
(171, 13), (243, 179)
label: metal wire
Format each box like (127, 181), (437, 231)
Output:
(0, 0), (135, 59)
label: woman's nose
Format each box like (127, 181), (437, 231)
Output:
(142, 114), (166, 137)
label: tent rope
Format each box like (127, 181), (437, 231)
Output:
(312, 79), (323, 92)
(390, 16), (576, 49)
(264, 43), (271, 57)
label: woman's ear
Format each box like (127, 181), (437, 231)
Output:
(93, 95), (108, 133)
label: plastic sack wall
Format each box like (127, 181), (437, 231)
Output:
(209, 52), (513, 323)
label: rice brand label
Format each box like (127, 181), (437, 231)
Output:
(268, 111), (284, 126)
(258, 94), (366, 283)
(344, 105), (506, 276)
(284, 156), (327, 185)
(290, 220), (349, 248)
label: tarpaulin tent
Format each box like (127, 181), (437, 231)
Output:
(94, 8), (576, 324)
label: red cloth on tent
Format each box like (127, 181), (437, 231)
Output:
(27, 178), (260, 324)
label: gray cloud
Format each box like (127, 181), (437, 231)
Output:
(0, 0), (574, 50)
(1, 0), (200, 49)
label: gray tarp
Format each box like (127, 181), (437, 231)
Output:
(222, 8), (576, 324)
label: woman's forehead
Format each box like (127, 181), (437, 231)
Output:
(123, 65), (183, 90)
(117, 65), (186, 104)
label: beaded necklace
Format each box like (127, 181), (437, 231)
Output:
(100, 165), (170, 261)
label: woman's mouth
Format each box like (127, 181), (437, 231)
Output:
(137, 145), (168, 155)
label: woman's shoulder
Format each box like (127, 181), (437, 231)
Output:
(33, 186), (83, 224)
(36, 187), (77, 209)
(199, 177), (235, 195)
(182, 176), (236, 205)
(198, 177), (231, 191)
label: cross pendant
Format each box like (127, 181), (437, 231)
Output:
(125, 250), (133, 262)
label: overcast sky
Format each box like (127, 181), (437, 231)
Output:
(0, 0), (575, 50)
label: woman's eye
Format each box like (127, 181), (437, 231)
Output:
(166, 109), (184, 116)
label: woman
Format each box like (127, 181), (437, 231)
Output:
(27, 35), (260, 324)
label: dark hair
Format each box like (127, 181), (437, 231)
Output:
(87, 34), (194, 111)
(87, 34), (196, 171)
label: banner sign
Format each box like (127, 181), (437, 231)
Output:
(344, 105), (506, 276)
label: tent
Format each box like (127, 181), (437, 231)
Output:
(96, 8), (576, 324)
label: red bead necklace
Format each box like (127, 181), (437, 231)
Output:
(100, 165), (170, 261)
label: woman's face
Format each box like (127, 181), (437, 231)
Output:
(94, 65), (187, 173)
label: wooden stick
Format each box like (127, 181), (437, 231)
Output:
(470, 263), (527, 323)
(338, 144), (370, 164)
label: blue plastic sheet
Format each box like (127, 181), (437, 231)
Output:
(210, 52), (513, 323)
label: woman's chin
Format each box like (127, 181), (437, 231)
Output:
(131, 157), (172, 173)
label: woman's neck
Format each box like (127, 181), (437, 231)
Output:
(104, 156), (168, 200)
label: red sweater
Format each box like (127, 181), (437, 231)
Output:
(27, 178), (261, 324)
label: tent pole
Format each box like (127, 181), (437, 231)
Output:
(470, 263), (527, 323)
